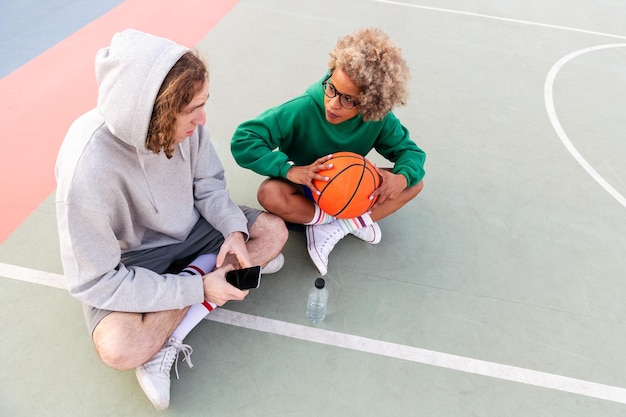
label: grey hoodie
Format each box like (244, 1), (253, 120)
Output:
(55, 29), (248, 312)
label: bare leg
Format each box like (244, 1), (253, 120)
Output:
(93, 308), (188, 370)
(258, 176), (424, 224)
(246, 211), (288, 267)
(257, 178), (315, 223)
(369, 180), (424, 222)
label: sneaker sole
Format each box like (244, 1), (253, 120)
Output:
(305, 226), (328, 276)
(135, 367), (170, 410)
(350, 223), (382, 245)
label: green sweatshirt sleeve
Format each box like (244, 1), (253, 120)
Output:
(374, 113), (426, 187)
(231, 107), (294, 179)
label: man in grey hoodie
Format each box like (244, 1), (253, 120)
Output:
(55, 29), (288, 410)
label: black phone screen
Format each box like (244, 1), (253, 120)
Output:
(226, 266), (261, 290)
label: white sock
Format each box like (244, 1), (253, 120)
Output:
(335, 212), (374, 234)
(179, 253), (217, 276)
(304, 204), (335, 225)
(171, 253), (218, 342)
(170, 302), (216, 342)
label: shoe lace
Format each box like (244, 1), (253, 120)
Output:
(321, 226), (345, 249)
(352, 226), (368, 237)
(165, 338), (194, 380)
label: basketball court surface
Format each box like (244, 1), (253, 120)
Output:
(1, 0), (626, 415)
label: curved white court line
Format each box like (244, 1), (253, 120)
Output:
(544, 44), (626, 209)
(372, 0), (626, 41)
(3, 262), (626, 404)
(374, 0), (626, 208)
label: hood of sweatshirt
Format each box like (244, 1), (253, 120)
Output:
(95, 29), (189, 152)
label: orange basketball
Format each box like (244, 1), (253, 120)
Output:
(313, 152), (380, 219)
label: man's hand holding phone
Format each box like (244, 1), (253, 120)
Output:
(202, 265), (249, 306)
(226, 266), (261, 290)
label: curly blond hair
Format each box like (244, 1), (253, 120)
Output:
(328, 28), (409, 122)
(146, 51), (208, 158)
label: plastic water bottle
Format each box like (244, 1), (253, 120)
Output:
(306, 278), (329, 323)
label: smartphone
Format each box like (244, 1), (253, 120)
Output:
(226, 265), (262, 290)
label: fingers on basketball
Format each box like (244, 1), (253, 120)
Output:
(312, 151), (380, 219)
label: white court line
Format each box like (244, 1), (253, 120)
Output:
(0, 262), (67, 289)
(375, 0), (626, 208)
(2, 262), (626, 404)
(207, 308), (626, 404)
(3, 3), (625, 403)
(372, 0), (626, 41)
(544, 44), (626, 209)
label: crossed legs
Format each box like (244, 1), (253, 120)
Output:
(257, 176), (423, 275)
(92, 212), (287, 370)
(256, 176), (423, 224)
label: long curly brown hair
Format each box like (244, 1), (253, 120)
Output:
(146, 51), (208, 158)
(328, 28), (409, 122)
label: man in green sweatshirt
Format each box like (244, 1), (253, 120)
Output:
(231, 28), (426, 276)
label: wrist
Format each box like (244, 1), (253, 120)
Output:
(226, 230), (249, 244)
(279, 161), (294, 179)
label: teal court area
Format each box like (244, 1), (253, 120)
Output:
(1, 0), (626, 416)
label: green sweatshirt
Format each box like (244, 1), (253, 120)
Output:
(231, 74), (426, 187)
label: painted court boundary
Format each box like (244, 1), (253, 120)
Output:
(378, 0), (626, 209)
(2, 0), (624, 406)
(2, 262), (626, 405)
(0, 0), (239, 244)
(373, 0), (626, 41)
(544, 43), (626, 209)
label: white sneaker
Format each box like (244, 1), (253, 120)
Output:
(306, 222), (347, 276)
(135, 337), (193, 410)
(350, 222), (382, 244)
(261, 253), (285, 274)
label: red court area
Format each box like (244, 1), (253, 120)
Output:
(0, 0), (238, 243)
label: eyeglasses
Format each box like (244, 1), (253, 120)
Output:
(322, 78), (359, 110)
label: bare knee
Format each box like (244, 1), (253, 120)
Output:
(257, 179), (278, 211)
(407, 180), (424, 199)
(92, 316), (161, 370)
(370, 180), (424, 221)
(94, 333), (136, 370)
(250, 212), (288, 254)
(95, 343), (137, 371)
(257, 179), (294, 213)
